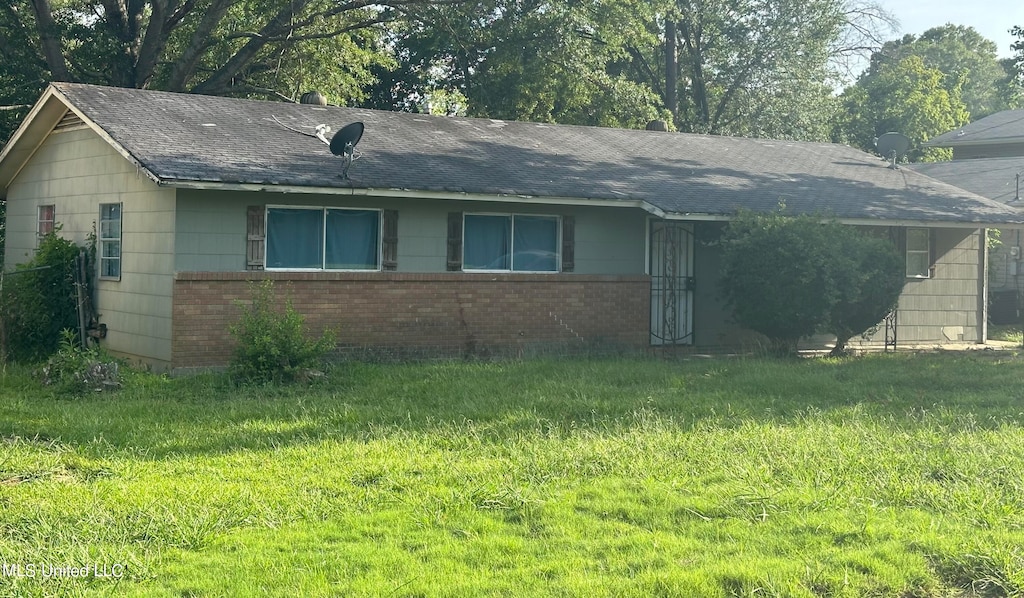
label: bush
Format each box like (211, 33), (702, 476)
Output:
(1, 232), (82, 362)
(825, 227), (905, 355)
(228, 280), (336, 384)
(719, 211), (904, 356)
(39, 329), (121, 395)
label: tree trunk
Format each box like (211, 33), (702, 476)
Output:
(166, 0), (233, 91)
(29, 0), (71, 81)
(192, 0), (315, 95)
(664, 19), (677, 121)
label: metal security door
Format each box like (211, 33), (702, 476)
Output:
(649, 221), (694, 345)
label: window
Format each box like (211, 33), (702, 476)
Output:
(99, 203), (122, 279)
(266, 207), (381, 270)
(37, 205), (55, 240)
(463, 214), (559, 272)
(906, 227), (930, 278)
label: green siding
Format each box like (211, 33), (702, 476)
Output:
(689, 224), (988, 349)
(4, 128), (175, 366)
(174, 190), (647, 275)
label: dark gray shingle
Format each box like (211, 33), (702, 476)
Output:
(926, 109), (1024, 147)
(53, 83), (1024, 225)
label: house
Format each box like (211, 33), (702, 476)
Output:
(2, 83), (1023, 372)
(909, 109), (1024, 323)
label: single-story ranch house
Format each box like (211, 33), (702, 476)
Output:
(2, 83), (1023, 371)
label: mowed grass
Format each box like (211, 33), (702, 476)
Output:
(3, 353), (1024, 597)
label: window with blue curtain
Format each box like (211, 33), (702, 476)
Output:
(464, 215), (511, 269)
(463, 214), (558, 271)
(266, 208), (323, 269)
(513, 215), (558, 271)
(266, 207), (381, 270)
(325, 209), (380, 269)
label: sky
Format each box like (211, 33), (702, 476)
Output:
(875, 0), (1024, 57)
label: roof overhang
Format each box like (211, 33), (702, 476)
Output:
(164, 178), (1023, 229)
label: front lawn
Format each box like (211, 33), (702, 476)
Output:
(2, 353), (1024, 596)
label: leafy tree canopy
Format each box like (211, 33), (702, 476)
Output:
(834, 55), (968, 161)
(370, 0), (894, 140)
(862, 24), (1020, 118)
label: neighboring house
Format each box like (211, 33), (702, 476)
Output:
(912, 109), (1024, 323)
(2, 83), (1022, 372)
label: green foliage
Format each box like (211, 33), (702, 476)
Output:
(825, 227), (905, 355)
(38, 329), (120, 395)
(836, 55), (969, 161)
(865, 25), (1019, 119)
(719, 212), (904, 355)
(228, 280), (336, 384)
(1014, 25), (1024, 88)
(1, 232), (81, 362)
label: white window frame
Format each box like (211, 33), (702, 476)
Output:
(98, 203), (122, 280)
(462, 212), (561, 273)
(906, 227), (931, 279)
(264, 205), (383, 272)
(37, 205), (55, 243)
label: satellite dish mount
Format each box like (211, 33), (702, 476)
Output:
(874, 132), (912, 170)
(329, 122), (364, 180)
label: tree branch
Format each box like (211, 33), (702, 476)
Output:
(29, 0), (71, 81)
(166, 0), (234, 91)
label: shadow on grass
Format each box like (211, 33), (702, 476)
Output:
(2, 351), (1023, 458)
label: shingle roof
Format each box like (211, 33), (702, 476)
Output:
(925, 109), (1024, 147)
(11, 83), (1024, 225)
(906, 158), (1024, 205)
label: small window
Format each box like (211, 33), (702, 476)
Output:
(906, 227), (930, 278)
(265, 207), (381, 270)
(463, 214), (559, 272)
(37, 205), (55, 240)
(99, 203), (122, 279)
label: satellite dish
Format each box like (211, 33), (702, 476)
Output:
(874, 132), (912, 169)
(330, 122), (364, 156)
(329, 122), (364, 179)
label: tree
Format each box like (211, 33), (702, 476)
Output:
(835, 55), (969, 162)
(859, 25), (1019, 119)
(364, 0), (667, 127)
(372, 0), (894, 140)
(1013, 25), (1024, 85)
(719, 212), (904, 356)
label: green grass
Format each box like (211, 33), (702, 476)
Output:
(3, 353), (1024, 596)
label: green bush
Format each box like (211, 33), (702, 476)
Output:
(39, 329), (120, 395)
(228, 280), (336, 384)
(825, 227), (905, 355)
(719, 211), (904, 355)
(1, 232), (82, 362)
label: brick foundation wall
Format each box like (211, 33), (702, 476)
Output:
(172, 272), (651, 368)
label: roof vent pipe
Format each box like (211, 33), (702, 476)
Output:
(645, 120), (669, 132)
(300, 91), (328, 106)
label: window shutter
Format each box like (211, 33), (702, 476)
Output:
(561, 215), (575, 273)
(447, 212), (463, 271)
(382, 209), (399, 271)
(246, 205), (266, 271)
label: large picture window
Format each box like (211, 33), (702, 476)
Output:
(463, 214), (559, 272)
(99, 203), (122, 279)
(266, 207), (380, 270)
(906, 227), (931, 278)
